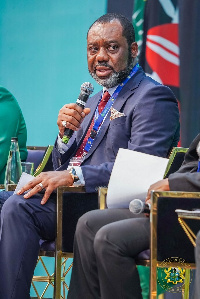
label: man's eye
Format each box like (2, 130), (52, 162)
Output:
(108, 44), (119, 52)
(88, 46), (98, 54)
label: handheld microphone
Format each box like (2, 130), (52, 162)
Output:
(129, 199), (151, 214)
(62, 82), (94, 144)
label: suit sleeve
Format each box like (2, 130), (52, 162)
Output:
(127, 84), (180, 157)
(169, 169), (200, 192)
(169, 134), (200, 192)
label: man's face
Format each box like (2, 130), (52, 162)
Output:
(87, 20), (137, 88)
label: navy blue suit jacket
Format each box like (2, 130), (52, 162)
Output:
(52, 67), (180, 192)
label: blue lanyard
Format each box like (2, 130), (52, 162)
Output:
(84, 63), (140, 154)
(197, 161), (200, 172)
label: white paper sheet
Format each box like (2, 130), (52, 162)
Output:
(14, 172), (34, 194)
(107, 149), (169, 208)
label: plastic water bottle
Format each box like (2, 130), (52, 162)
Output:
(4, 137), (22, 187)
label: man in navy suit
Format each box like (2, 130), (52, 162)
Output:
(0, 13), (179, 298)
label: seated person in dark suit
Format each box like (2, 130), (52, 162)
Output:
(0, 13), (180, 299)
(67, 134), (200, 299)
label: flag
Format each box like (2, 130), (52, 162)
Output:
(139, 0), (179, 100)
(132, 0), (146, 56)
(140, 0), (200, 146)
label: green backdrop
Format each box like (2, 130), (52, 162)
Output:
(0, 1), (107, 297)
(0, 0), (107, 146)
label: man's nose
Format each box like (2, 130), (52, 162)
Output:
(96, 47), (109, 62)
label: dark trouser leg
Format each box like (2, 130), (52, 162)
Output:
(0, 193), (56, 299)
(67, 209), (149, 299)
(94, 216), (149, 299)
(0, 191), (13, 222)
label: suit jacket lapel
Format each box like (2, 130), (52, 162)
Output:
(112, 67), (145, 111)
(82, 68), (146, 161)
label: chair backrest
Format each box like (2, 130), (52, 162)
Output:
(163, 147), (188, 178)
(26, 145), (53, 176)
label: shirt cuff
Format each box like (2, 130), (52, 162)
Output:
(73, 166), (85, 186)
(57, 134), (69, 154)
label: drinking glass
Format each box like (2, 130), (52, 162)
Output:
(21, 162), (34, 175)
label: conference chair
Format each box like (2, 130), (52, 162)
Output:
(31, 146), (188, 299)
(150, 190), (200, 299)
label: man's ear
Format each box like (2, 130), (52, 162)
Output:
(131, 42), (138, 58)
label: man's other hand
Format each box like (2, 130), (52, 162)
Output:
(17, 171), (74, 205)
(145, 178), (170, 204)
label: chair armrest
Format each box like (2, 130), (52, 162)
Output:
(164, 147), (188, 178)
(55, 185), (108, 253)
(56, 186), (99, 253)
(56, 186), (85, 251)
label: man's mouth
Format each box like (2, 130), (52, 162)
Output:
(95, 66), (113, 78)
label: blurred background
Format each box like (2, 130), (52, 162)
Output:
(1, 1), (200, 297)
(1, 0), (200, 148)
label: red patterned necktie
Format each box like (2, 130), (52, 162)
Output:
(75, 91), (111, 159)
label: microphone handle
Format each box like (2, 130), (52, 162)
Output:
(62, 94), (89, 144)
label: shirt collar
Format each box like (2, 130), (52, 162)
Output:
(103, 85), (118, 97)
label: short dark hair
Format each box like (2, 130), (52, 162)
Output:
(88, 13), (135, 47)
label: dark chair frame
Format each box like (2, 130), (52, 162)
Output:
(33, 186), (105, 299)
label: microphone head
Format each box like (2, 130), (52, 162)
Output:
(129, 199), (144, 214)
(80, 82), (94, 95)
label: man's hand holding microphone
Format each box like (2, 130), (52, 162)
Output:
(17, 82), (94, 204)
(58, 82), (93, 142)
